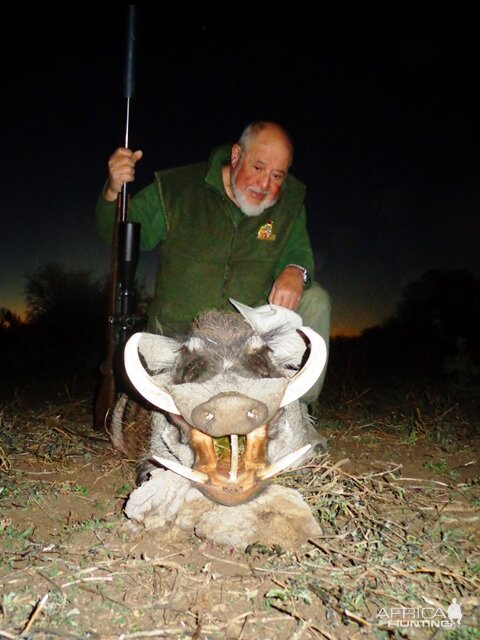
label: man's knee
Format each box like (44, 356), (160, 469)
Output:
(297, 282), (331, 337)
(297, 282), (331, 403)
(301, 282), (331, 310)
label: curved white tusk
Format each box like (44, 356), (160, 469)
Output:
(124, 333), (180, 414)
(257, 444), (312, 480)
(280, 327), (327, 407)
(151, 455), (209, 484)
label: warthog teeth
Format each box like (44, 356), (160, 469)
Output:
(151, 455), (209, 484)
(229, 434), (239, 482)
(153, 442), (311, 488)
(257, 444), (312, 480)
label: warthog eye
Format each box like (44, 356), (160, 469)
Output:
(244, 351), (277, 378)
(178, 356), (208, 383)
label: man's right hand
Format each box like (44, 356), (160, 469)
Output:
(103, 147), (143, 201)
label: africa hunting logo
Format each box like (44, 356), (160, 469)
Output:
(376, 598), (462, 629)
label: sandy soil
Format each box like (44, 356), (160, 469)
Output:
(0, 388), (479, 640)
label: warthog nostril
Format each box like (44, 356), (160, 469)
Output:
(204, 412), (214, 422)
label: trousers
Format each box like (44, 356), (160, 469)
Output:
(296, 282), (331, 403)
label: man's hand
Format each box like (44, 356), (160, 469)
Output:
(268, 266), (305, 310)
(103, 147), (143, 201)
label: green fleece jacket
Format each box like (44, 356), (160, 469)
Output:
(96, 145), (314, 334)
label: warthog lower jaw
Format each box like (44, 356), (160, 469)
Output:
(152, 424), (311, 506)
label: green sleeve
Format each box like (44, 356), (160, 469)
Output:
(95, 182), (167, 251)
(274, 206), (315, 287)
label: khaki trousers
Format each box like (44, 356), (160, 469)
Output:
(296, 282), (331, 403)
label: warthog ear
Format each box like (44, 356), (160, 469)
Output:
(229, 299), (306, 367)
(124, 333), (180, 414)
(230, 299), (302, 332)
(137, 333), (179, 371)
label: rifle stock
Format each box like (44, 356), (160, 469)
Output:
(94, 194), (140, 430)
(94, 195), (123, 430)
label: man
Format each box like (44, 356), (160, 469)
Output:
(96, 121), (330, 401)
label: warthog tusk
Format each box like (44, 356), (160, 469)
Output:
(124, 333), (180, 415)
(151, 455), (209, 484)
(257, 444), (312, 480)
(229, 434), (239, 482)
(280, 328), (327, 407)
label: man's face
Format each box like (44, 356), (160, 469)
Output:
(230, 137), (291, 217)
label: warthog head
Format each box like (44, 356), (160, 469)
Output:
(121, 300), (327, 506)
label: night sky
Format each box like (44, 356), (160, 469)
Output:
(2, 3), (478, 336)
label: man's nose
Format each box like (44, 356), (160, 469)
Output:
(258, 173), (270, 190)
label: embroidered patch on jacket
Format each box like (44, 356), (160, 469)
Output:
(257, 220), (276, 241)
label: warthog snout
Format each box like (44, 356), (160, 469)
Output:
(191, 392), (268, 436)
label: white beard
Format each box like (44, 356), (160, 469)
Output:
(231, 167), (278, 217)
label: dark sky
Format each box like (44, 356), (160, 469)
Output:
(2, 3), (479, 335)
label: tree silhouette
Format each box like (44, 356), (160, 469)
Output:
(25, 262), (106, 330)
(1, 263), (148, 397)
(0, 308), (23, 330)
(394, 269), (480, 348)
(330, 269), (480, 385)
(16, 263), (108, 380)
(386, 269), (480, 364)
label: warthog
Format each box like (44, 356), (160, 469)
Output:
(110, 299), (327, 507)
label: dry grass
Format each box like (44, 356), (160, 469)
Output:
(0, 388), (479, 639)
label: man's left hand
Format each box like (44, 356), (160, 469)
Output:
(268, 266), (305, 310)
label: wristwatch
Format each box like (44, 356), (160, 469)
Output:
(287, 264), (308, 284)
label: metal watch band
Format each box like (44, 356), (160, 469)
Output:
(287, 264), (308, 284)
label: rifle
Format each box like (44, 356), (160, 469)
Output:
(94, 5), (140, 431)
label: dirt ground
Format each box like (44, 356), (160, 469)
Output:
(1, 384), (479, 640)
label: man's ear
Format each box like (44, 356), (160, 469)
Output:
(230, 143), (241, 168)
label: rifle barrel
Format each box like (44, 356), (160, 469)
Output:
(94, 5), (139, 430)
(124, 6), (136, 100)
(121, 5), (136, 221)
